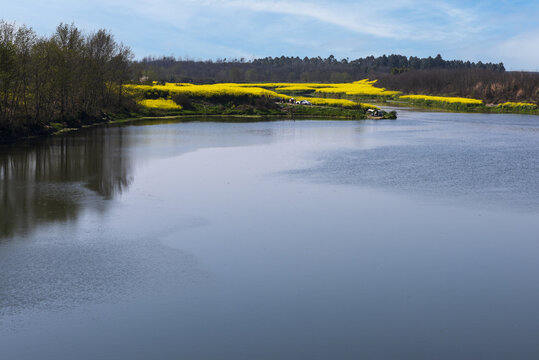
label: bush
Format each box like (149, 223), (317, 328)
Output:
(171, 93), (195, 110)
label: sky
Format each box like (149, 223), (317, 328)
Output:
(1, 0), (539, 71)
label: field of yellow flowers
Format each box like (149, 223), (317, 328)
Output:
(314, 80), (401, 97)
(124, 80), (536, 114)
(399, 95), (483, 106)
(138, 98), (183, 110)
(124, 81), (381, 111)
(496, 102), (538, 111)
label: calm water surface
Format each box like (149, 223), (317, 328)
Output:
(1, 111), (539, 359)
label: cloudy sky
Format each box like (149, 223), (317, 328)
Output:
(2, 0), (539, 70)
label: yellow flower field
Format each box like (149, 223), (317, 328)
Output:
(124, 82), (380, 110)
(125, 83), (281, 98)
(314, 80), (401, 97)
(399, 95), (483, 105)
(233, 83), (335, 89)
(138, 98), (182, 110)
(496, 102), (537, 110)
(130, 81), (538, 112)
(275, 86), (317, 92)
(125, 79), (398, 99)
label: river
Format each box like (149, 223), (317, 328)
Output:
(1, 110), (538, 359)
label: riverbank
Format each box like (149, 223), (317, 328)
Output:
(0, 103), (397, 144)
(320, 95), (539, 115)
(372, 99), (539, 115)
(0, 113), (114, 145)
(134, 102), (397, 120)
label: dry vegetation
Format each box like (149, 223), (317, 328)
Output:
(375, 69), (539, 106)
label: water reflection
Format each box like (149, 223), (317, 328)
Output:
(0, 127), (133, 239)
(0, 118), (294, 241)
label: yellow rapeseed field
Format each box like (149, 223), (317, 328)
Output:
(399, 95), (483, 105)
(124, 82), (381, 110)
(234, 83), (335, 89)
(497, 102), (537, 109)
(127, 82), (535, 113)
(314, 80), (401, 97)
(138, 98), (182, 110)
(125, 80), (396, 99)
(125, 83), (281, 98)
(275, 86), (317, 92)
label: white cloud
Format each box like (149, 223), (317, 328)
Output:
(218, 0), (404, 39)
(114, 0), (484, 41)
(204, 0), (484, 41)
(496, 30), (539, 71)
(2, 0), (539, 69)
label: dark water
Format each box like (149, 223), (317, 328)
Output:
(1, 112), (538, 359)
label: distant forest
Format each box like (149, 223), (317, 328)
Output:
(134, 55), (538, 104)
(135, 54), (506, 83)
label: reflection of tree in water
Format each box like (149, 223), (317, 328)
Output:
(0, 127), (133, 239)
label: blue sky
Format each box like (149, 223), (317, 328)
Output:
(2, 0), (539, 70)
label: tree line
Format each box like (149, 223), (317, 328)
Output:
(0, 21), (134, 141)
(134, 54), (505, 84)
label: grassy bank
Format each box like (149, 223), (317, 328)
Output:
(119, 101), (378, 120)
(271, 79), (539, 115)
(386, 98), (539, 114)
(0, 112), (119, 144)
(0, 101), (387, 144)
